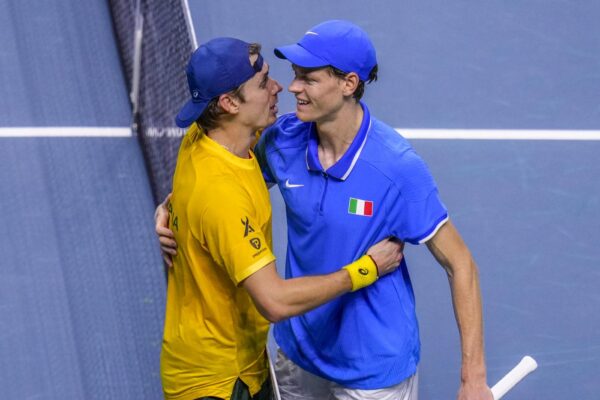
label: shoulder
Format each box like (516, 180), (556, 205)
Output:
(201, 168), (248, 198)
(364, 118), (426, 172)
(367, 118), (413, 155)
(184, 149), (249, 204)
(189, 176), (252, 223)
(363, 118), (436, 195)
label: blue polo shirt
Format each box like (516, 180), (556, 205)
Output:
(255, 103), (448, 389)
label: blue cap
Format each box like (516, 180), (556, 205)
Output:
(274, 20), (377, 81)
(175, 37), (264, 128)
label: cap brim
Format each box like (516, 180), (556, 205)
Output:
(175, 99), (208, 128)
(274, 44), (329, 68)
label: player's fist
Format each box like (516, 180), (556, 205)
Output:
(366, 237), (404, 277)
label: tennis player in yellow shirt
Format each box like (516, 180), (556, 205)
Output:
(160, 37), (403, 400)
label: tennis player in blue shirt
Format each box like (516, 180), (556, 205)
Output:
(157, 20), (492, 400)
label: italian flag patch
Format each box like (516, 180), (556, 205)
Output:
(348, 197), (373, 217)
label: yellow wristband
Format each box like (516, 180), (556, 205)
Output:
(343, 255), (379, 292)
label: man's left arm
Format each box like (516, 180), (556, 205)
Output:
(426, 219), (493, 400)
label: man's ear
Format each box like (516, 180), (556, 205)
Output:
(218, 93), (240, 114)
(341, 72), (360, 97)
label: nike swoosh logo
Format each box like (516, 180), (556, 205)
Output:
(285, 179), (304, 188)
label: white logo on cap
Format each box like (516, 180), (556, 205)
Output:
(305, 31), (319, 36)
(192, 90), (199, 98)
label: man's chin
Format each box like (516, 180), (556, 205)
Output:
(295, 110), (313, 122)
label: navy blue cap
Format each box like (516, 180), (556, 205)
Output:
(176, 37), (264, 128)
(274, 20), (376, 81)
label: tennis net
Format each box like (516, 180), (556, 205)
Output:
(108, 0), (195, 203)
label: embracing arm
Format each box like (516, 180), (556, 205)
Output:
(242, 239), (403, 323)
(426, 220), (493, 400)
(155, 192), (403, 322)
(242, 262), (351, 322)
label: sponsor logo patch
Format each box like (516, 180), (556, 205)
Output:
(249, 238), (261, 250)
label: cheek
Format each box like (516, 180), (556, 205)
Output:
(317, 89), (340, 107)
(307, 86), (326, 103)
(262, 94), (271, 110)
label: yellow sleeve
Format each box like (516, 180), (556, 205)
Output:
(190, 180), (275, 285)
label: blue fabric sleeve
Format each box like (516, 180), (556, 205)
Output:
(389, 150), (448, 244)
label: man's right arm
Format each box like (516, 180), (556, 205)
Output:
(425, 220), (492, 400)
(154, 194), (403, 321)
(241, 238), (402, 322)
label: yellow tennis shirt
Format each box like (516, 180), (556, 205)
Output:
(161, 125), (275, 400)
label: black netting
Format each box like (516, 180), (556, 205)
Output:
(108, 0), (194, 204)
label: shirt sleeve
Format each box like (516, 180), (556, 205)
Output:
(190, 181), (276, 285)
(389, 150), (449, 244)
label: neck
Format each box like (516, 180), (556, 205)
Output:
(205, 123), (255, 158)
(316, 101), (363, 169)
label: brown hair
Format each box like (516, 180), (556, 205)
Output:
(328, 65), (378, 101)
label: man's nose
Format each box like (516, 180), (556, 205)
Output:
(288, 79), (302, 93)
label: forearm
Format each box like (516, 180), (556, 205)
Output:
(244, 255), (378, 323)
(269, 269), (353, 320)
(448, 258), (486, 383)
(427, 221), (487, 385)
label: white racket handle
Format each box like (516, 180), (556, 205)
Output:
(491, 356), (538, 399)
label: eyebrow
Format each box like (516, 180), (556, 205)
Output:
(292, 65), (317, 79)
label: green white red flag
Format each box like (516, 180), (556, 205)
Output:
(348, 197), (373, 216)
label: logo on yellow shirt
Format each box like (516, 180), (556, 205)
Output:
(241, 216), (255, 237)
(249, 238), (261, 250)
